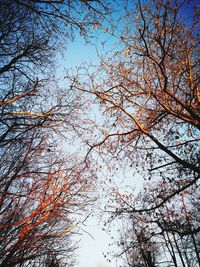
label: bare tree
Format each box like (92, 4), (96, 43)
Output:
(71, 0), (199, 211)
(69, 0), (200, 265)
(0, 0), (108, 266)
(106, 178), (200, 266)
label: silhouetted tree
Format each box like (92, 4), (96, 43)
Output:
(0, 0), (108, 266)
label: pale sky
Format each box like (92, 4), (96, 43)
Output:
(62, 32), (143, 267)
(77, 215), (114, 267)
(63, 37), (115, 267)
(61, 2), (196, 266)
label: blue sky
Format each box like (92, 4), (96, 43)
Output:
(60, 19), (143, 267)
(60, 0), (200, 267)
(62, 36), (113, 267)
(58, 1), (199, 265)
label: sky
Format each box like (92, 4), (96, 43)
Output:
(62, 37), (113, 267)
(60, 1), (199, 266)
(77, 208), (114, 267)
(61, 20), (144, 267)
(1, 1), (198, 266)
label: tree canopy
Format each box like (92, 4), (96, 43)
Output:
(0, 0), (108, 266)
(1, 0), (199, 266)
(70, 0), (200, 266)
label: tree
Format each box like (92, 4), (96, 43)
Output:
(70, 0), (200, 265)
(107, 179), (200, 266)
(71, 0), (199, 211)
(0, 0), (108, 266)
